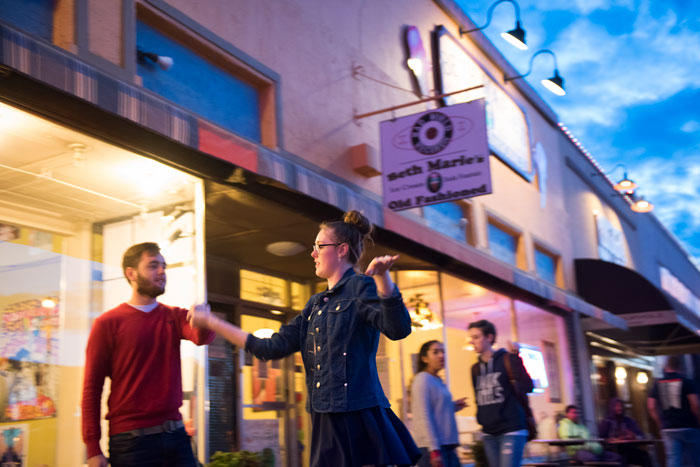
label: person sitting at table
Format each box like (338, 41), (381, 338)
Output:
(599, 398), (653, 467)
(559, 405), (622, 464)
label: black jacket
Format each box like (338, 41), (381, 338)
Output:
(471, 348), (534, 435)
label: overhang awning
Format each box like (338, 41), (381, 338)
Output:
(575, 258), (700, 355)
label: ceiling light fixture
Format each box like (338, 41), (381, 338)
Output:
(460, 0), (528, 51)
(266, 241), (306, 257)
(504, 49), (565, 96)
(68, 143), (89, 167)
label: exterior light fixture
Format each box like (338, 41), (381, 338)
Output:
(460, 0), (528, 51)
(613, 173), (637, 193)
(594, 164), (638, 194)
(630, 195), (653, 213)
(137, 47), (174, 71)
(504, 49), (565, 96)
(636, 371), (649, 385)
(41, 298), (56, 308)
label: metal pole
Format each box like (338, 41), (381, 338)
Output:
(353, 85), (485, 120)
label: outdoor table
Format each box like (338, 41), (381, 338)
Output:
(529, 439), (605, 463)
(603, 438), (661, 446)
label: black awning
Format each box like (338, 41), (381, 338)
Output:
(575, 258), (700, 355)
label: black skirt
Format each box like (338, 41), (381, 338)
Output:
(310, 406), (421, 467)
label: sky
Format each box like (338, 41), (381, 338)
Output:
(456, 0), (700, 266)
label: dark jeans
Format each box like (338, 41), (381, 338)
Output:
(109, 427), (196, 467)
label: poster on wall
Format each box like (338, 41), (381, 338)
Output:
(0, 423), (28, 465)
(1, 298), (59, 422)
(542, 340), (562, 403)
(380, 100), (491, 211)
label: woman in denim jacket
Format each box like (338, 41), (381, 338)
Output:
(188, 210), (420, 467)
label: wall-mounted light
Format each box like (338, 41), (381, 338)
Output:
(615, 366), (627, 382)
(41, 298), (56, 308)
(594, 164), (637, 194)
(630, 194), (653, 213)
(636, 371), (649, 384)
(460, 0), (528, 51)
(137, 47), (174, 71)
(504, 49), (565, 96)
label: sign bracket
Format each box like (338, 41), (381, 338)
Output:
(353, 85), (484, 120)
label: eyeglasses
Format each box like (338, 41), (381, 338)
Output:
(312, 242), (341, 253)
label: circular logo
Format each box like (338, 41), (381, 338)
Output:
(411, 112), (453, 155)
(426, 172), (442, 193)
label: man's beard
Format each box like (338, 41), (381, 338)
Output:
(136, 273), (165, 298)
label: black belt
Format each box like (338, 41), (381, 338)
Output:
(116, 420), (184, 437)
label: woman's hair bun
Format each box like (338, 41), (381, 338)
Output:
(343, 210), (372, 236)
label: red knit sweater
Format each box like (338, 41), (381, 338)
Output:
(81, 303), (215, 459)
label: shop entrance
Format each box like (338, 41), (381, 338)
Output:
(237, 306), (307, 467)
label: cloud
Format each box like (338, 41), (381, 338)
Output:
(681, 120), (700, 133)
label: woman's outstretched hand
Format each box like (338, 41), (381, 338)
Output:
(365, 255), (399, 276)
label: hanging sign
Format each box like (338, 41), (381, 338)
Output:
(380, 99), (491, 211)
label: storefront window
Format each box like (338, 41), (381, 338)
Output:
(377, 269), (574, 463)
(0, 102), (206, 466)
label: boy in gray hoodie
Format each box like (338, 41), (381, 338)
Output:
(468, 319), (534, 467)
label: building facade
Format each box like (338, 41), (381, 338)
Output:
(1, 1), (699, 466)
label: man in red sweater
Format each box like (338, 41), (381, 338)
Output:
(82, 242), (215, 467)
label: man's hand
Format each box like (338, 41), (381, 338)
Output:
(506, 340), (520, 354)
(87, 454), (108, 467)
(187, 303), (212, 329)
(454, 397), (468, 411)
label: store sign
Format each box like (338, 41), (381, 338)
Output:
(380, 100), (491, 211)
(660, 266), (700, 317)
(595, 215), (627, 266)
(432, 26), (532, 180)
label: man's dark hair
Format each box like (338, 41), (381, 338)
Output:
(565, 404), (578, 413)
(122, 242), (161, 282)
(665, 355), (683, 372)
(468, 319), (497, 342)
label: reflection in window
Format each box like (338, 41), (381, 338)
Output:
(0, 101), (204, 466)
(535, 248), (557, 284)
(423, 202), (466, 243)
(488, 222), (517, 266)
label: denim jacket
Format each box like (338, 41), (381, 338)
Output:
(245, 268), (412, 413)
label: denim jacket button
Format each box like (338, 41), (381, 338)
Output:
(317, 364), (320, 370)
(344, 383), (348, 387)
(317, 346), (321, 351)
(343, 352), (347, 356)
(315, 327), (319, 333)
(316, 382), (320, 388)
(335, 304), (340, 310)
(307, 315), (311, 321)
(318, 310), (323, 315)
(323, 297), (329, 302)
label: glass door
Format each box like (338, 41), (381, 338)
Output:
(238, 311), (303, 467)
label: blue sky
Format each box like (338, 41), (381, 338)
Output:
(456, 0), (700, 265)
